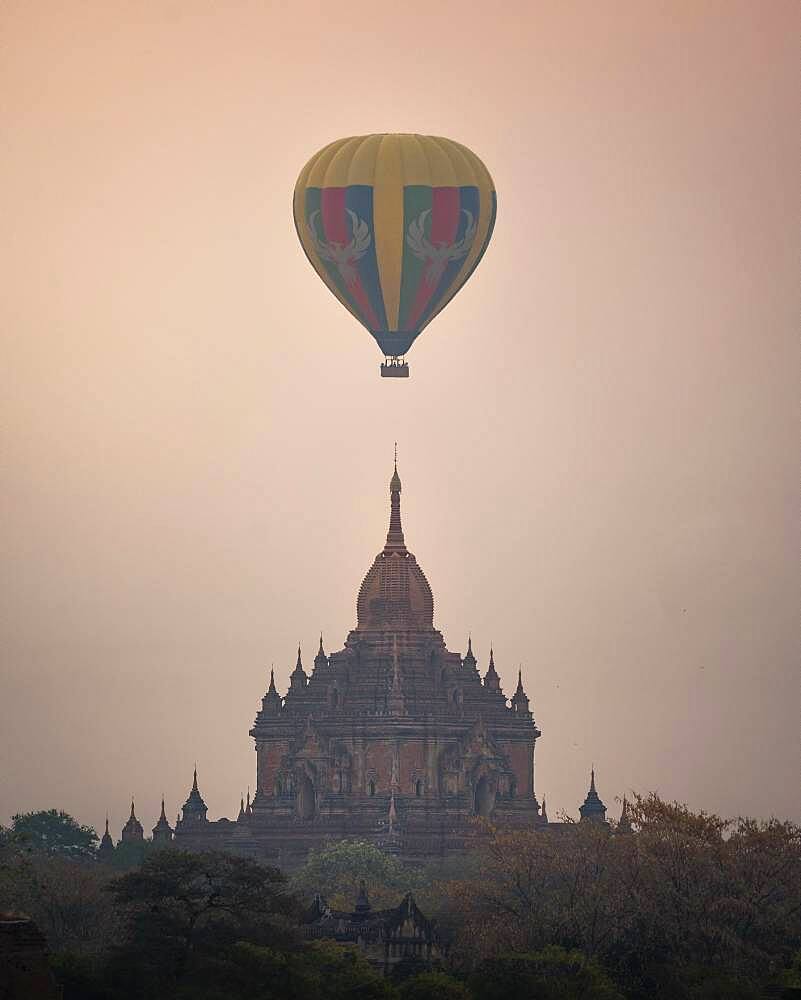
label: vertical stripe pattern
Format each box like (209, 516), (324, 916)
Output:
(294, 134), (496, 357)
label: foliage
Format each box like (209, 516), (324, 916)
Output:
(296, 940), (398, 1000)
(784, 947), (801, 986)
(104, 849), (301, 998)
(0, 848), (120, 954)
(10, 809), (98, 858)
(290, 838), (425, 909)
(105, 837), (154, 871)
(446, 794), (801, 993)
(3, 795), (799, 999)
(468, 947), (624, 1000)
(49, 951), (114, 1000)
(398, 969), (472, 1000)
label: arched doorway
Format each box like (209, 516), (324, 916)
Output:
(297, 775), (315, 820)
(474, 775), (495, 817)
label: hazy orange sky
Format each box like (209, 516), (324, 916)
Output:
(2, 1), (798, 839)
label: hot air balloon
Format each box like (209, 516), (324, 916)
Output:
(293, 134), (496, 377)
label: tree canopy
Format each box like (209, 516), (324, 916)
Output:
(2, 796), (800, 1000)
(10, 809), (98, 858)
(446, 794), (801, 994)
(289, 838), (424, 909)
(469, 947), (624, 1000)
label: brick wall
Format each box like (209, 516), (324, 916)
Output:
(400, 742), (425, 792)
(259, 741), (289, 795)
(502, 742), (533, 795)
(364, 742), (394, 792)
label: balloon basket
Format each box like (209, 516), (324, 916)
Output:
(381, 358), (409, 378)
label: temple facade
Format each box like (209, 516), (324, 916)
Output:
(172, 460), (552, 865)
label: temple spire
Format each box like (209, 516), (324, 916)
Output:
(98, 812), (115, 859)
(314, 634), (328, 671)
(152, 796), (173, 843)
(289, 645), (308, 692)
(121, 799), (144, 843)
(579, 766), (607, 824)
(463, 634), (478, 675)
(182, 765), (208, 823)
(484, 646), (502, 693)
(511, 667), (530, 713)
(262, 666), (282, 715)
(386, 450), (405, 549)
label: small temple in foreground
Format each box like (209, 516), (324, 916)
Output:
(109, 460), (621, 864)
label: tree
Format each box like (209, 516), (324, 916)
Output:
(10, 809), (98, 858)
(446, 818), (643, 963)
(445, 794), (801, 994)
(469, 947), (623, 1000)
(398, 970), (472, 1000)
(290, 838), (424, 909)
(0, 849), (120, 955)
(104, 850), (302, 999)
(107, 838), (153, 871)
(219, 939), (398, 1000)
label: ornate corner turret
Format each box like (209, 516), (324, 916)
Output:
(121, 799), (144, 843)
(152, 797), (174, 844)
(579, 768), (607, 824)
(511, 668), (530, 715)
(483, 646), (502, 694)
(181, 767), (208, 824)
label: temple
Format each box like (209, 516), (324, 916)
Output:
(106, 461), (625, 864)
(171, 459), (546, 864)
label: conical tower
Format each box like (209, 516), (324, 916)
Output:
(511, 668), (530, 714)
(261, 668), (282, 716)
(121, 799), (144, 843)
(152, 798), (174, 845)
(579, 768), (607, 824)
(462, 635), (479, 678)
(314, 635), (328, 672)
(288, 646), (308, 694)
(483, 647), (502, 693)
(97, 816), (114, 862)
(181, 767), (208, 824)
(355, 456), (434, 631)
(617, 796), (633, 833)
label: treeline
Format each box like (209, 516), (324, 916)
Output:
(1, 796), (800, 999)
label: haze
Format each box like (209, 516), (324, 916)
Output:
(1, 1), (798, 839)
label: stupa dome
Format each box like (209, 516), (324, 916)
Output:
(356, 461), (434, 631)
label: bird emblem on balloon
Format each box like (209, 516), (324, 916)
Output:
(306, 209), (372, 288)
(407, 208), (477, 287)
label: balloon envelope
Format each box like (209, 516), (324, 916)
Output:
(293, 134), (496, 360)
